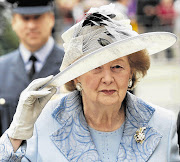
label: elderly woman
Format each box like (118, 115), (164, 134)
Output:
(0, 4), (179, 162)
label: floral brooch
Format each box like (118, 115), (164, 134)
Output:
(134, 127), (146, 144)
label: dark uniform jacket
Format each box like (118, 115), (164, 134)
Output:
(0, 44), (64, 135)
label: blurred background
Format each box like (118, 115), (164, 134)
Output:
(0, 0), (180, 116)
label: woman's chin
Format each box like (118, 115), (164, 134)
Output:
(98, 98), (120, 106)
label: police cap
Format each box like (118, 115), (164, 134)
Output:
(6, 0), (54, 15)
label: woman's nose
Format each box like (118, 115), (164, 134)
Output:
(101, 70), (114, 85)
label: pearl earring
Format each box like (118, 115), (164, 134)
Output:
(76, 82), (83, 91)
(128, 79), (132, 88)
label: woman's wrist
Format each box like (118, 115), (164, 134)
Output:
(9, 137), (23, 152)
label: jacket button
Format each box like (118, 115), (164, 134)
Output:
(0, 98), (6, 105)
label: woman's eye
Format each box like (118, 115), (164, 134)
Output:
(111, 65), (123, 72)
(91, 66), (102, 73)
(113, 65), (121, 68)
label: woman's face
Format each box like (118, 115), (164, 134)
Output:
(75, 56), (132, 107)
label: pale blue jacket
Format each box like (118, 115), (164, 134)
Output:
(0, 91), (179, 161)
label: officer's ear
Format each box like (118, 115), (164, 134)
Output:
(11, 14), (17, 31)
(48, 12), (55, 29)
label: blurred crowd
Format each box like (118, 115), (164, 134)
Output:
(53, 0), (180, 62)
(55, 0), (180, 36)
(1, 0), (180, 60)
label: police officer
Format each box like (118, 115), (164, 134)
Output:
(0, 0), (64, 135)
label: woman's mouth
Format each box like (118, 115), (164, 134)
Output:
(101, 90), (116, 95)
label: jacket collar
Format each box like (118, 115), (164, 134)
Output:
(50, 91), (162, 161)
(12, 45), (64, 82)
(32, 44), (64, 80)
(11, 49), (29, 84)
(117, 92), (162, 161)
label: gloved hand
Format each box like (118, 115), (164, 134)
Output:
(8, 75), (57, 140)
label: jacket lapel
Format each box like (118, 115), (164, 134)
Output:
(50, 91), (162, 162)
(117, 92), (162, 161)
(33, 45), (64, 79)
(50, 91), (101, 162)
(11, 50), (29, 84)
(11, 45), (64, 83)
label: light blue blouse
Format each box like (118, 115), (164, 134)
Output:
(89, 122), (125, 162)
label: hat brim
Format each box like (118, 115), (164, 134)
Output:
(13, 6), (53, 15)
(41, 32), (177, 90)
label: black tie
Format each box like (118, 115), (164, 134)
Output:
(28, 54), (37, 80)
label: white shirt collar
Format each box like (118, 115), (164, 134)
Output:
(20, 36), (55, 64)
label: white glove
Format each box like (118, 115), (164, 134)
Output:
(8, 75), (57, 140)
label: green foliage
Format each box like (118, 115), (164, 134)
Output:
(0, 17), (19, 56)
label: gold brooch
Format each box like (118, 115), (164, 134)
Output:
(134, 127), (146, 144)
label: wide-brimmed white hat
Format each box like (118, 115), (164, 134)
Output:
(42, 4), (177, 89)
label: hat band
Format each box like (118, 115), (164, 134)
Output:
(12, 6), (53, 15)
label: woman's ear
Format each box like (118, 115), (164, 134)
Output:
(73, 78), (80, 85)
(130, 68), (134, 79)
